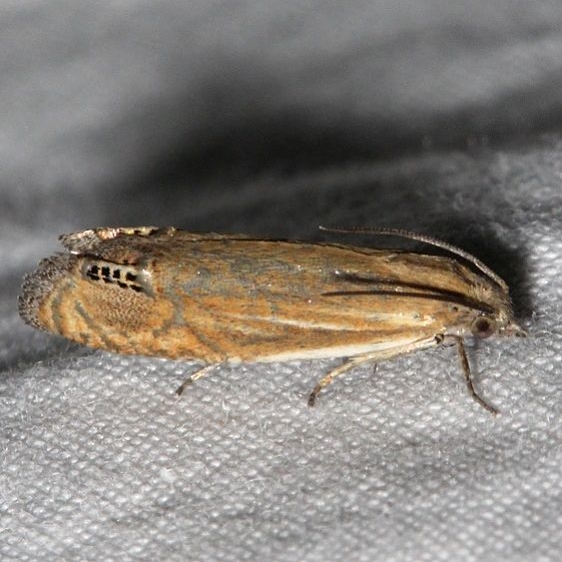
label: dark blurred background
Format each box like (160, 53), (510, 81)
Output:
(2, 2), (561, 239)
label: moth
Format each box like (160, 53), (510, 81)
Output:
(18, 226), (525, 413)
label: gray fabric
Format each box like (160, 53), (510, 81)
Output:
(1, 2), (561, 561)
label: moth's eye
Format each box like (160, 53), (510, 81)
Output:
(471, 316), (497, 339)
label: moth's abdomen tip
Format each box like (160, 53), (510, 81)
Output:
(18, 254), (75, 330)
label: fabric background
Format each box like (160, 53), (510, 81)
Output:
(1, 2), (561, 560)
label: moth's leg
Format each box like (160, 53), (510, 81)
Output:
(308, 356), (376, 407)
(308, 337), (438, 406)
(452, 336), (498, 415)
(175, 364), (216, 396)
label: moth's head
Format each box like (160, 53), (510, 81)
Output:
(470, 283), (526, 340)
(470, 314), (526, 341)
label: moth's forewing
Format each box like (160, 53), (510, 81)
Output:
(20, 229), (503, 363)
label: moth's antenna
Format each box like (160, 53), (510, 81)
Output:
(319, 226), (508, 292)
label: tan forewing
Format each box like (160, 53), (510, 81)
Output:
(31, 230), (500, 362)
(123, 233), (494, 361)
